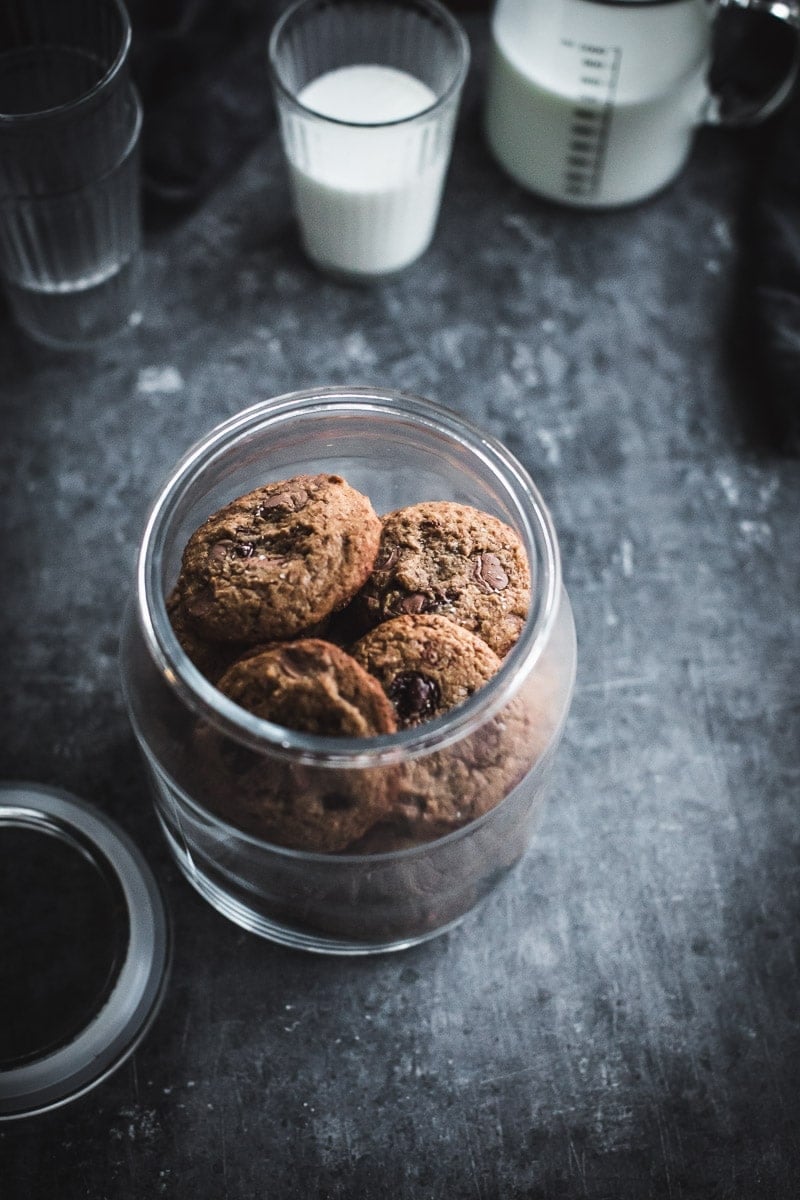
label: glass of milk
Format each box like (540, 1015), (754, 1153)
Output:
(268, 0), (470, 280)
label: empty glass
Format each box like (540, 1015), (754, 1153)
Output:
(0, 0), (142, 349)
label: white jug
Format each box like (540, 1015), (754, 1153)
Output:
(485, 0), (800, 207)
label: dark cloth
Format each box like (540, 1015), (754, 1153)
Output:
(751, 82), (800, 447)
(711, 4), (800, 447)
(128, 0), (281, 222)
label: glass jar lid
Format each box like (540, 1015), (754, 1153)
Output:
(0, 782), (170, 1120)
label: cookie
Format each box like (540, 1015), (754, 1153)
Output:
(166, 587), (333, 684)
(215, 639), (398, 737)
(377, 692), (546, 842)
(351, 614), (501, 728)
(350, 619), (558, 845)
(194, 639), (397, 852)
(176, 474), (381, 644)
(358, 501), (530, 657)
(166, 588), (252, 683)
(195, 744), (392, 854)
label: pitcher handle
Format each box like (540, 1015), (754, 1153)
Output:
(705, 0), (800, 124)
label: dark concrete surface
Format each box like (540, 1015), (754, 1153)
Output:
(1, 16), (799, 1200)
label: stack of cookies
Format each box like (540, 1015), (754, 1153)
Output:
(168, 472), (545, 852)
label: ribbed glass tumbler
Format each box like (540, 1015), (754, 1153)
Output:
(0, 0), (141, 349)
(268, 0), (470, 279)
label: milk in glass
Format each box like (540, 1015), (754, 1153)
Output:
(287, 65), (446, 277)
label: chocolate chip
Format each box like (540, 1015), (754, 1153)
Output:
(278, 647), (310, 678)
(387, 671), (440, 722)
(398, 592), (430, 615)
(374, 544), (399, 571)
(321, 792), (355, 811)
(257, 489), (308, 515)
(405, 793), (428, 814)
(187, 586), (217, 618)
(472, 552), (509, 593)
(209, 539), (254, 561)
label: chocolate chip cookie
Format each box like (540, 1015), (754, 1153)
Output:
(176, 474), (381, 644)
(359, 501), (530, 657)
(351, 614), (501, 728)
(194, 639), (397, 851)
(215, 639), (397, 738)
(195, 743), (392, 854)
(166, 588), (253, 683)
(373, 691), (547, 843)
(351, 616), (554, 846)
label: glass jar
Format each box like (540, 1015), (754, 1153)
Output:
(120, 387), (576, 954)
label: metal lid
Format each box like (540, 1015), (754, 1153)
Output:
(0, 782), (170, 1120)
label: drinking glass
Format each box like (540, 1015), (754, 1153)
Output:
(268, 0), (470, 280)
(0, 0), (142, 349)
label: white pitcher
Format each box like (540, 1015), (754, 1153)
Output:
(484, 0), (800, 207)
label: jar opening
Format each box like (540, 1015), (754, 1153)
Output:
(136, 388), (562, 768)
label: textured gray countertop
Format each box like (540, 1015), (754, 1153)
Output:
(2, 18), (799, 1200)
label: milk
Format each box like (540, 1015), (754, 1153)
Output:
(299, 65), (436, 126)
(485, 0), (712, 207)
(285, 65), (449, 277)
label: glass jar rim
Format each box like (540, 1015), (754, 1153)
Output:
(0, 0), (132, 126)
(137, 387), (562, 768)
(267, 0), (471, 130)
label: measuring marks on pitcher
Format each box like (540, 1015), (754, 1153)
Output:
(562, 40), (621, 201)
